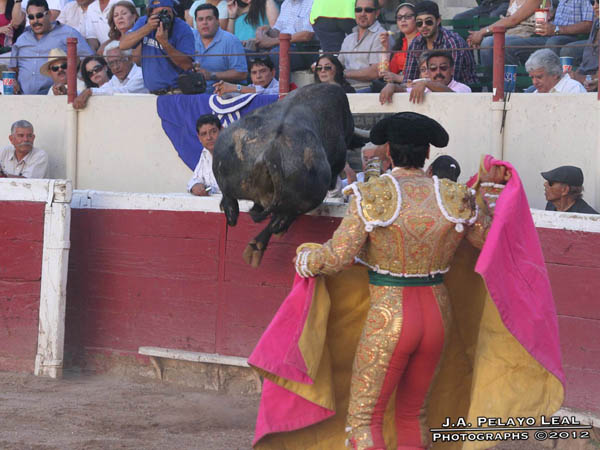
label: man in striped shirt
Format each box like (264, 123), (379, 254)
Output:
(402, 1), (477, 86)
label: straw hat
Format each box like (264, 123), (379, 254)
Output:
(40, 48), (68, 77)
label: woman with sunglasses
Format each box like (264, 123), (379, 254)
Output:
(225, 0), (278, 48)
(313, 54), (356, 93)
(81, 56), (112, 89)
(378, 2), (418, 83)
(97, 1), (139, 56)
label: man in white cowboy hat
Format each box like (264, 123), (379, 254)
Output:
(40, 48), (86, 95)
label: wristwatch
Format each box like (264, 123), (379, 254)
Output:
(554, 25), (560, 35)
(485, 27), (491, 34)
(236, 84), (242, 92)
(210, 72), (217, 81)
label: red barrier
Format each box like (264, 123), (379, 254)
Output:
(492, 26), (506, 102)
(278, 33), (291, 99)
(67, 38), (77, 104)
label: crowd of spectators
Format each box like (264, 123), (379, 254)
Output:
(1, 0), (598, 96)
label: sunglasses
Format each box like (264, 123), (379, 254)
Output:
(428, 64), (450, 72)
(547, 180), (557, 186)
(28, 11), (48, 20)
(315, 65), (333, 72)
(355, 7), (377, 13)
(396, 14), (415, 21)
(416, 18), (436, 27)
(50, 62), (67, 72)
(87, 64), (105, 76)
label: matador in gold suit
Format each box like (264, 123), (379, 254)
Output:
(294, 113), (507, 450)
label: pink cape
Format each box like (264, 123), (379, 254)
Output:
(249, 159), (565, 445)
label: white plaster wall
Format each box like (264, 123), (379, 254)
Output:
(0, 93), (598, 210)
(76, 94), (192, 193)
(502, 94), (599, 210)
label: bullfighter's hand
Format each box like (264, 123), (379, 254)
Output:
(480, 164), (511, 185)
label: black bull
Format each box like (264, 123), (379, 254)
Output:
(213, 83), (355, 267)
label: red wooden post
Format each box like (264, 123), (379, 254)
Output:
(492, 26), (505, 102)
(66, 38), (77, 104)
(278, 33), (291, 99)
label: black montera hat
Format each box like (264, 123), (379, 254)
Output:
(541, 166), (584, 187)
(370, 112), (449, 148)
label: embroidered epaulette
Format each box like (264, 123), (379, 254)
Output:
(343, 174), (402, 232)
(434, 177), (478, 231)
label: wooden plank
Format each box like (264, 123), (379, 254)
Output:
(138, 346), (248, 367)
(538, 228), (600, 268)
(558, 316), (600, 371)
(547, 264), (600, 320)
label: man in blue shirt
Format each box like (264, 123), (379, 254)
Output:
(192, 3), (247, 93)
(9, 0), (93, 95)
(120, 0), (195, 94)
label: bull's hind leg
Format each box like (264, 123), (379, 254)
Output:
(220, 195), (239, 226)
(243, 214), (297, 267)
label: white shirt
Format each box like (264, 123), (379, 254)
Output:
(187, 148), (220, 194)
(0, 146), (49, 178)
(534, 73), (586, 93)
(58, 1), (88, 36)
(85, 0), (134, 43)
(46, 78), (86, 95)
(90, 63), (148, 95)
(254, 77), (279, 95)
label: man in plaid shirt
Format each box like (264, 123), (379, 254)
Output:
(403, 1), (477, 85)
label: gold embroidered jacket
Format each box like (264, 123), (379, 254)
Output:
(296, 168), (503, 278)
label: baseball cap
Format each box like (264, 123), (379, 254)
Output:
(148, 0), (174, 9)
(541, 166), (584, 187)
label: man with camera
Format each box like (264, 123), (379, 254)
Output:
(120, 0), (194, 94)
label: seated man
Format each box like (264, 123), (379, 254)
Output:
(337, 0), (386, 92)
(9, 0), (93, 95)
(254, 0), (316, 71)
(526, 49), (586, 93)
(214, 56), (279, 96)
(120, 0), (194, 94)
(192, 4), (248, 94)
(542, 165), (598, 214)
(379, 51), (471, 104)
(403, 1), (476, 86)
(188, 114), (222, 196)
(73, 42), (148, 109)
(40, 48), (85, 96)
(0, 120), (49, 179)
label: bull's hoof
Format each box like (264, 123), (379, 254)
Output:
(243, 240), (265, 267)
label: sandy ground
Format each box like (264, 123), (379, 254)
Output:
(1, 371), (597, 450)
(0, 372), (258, 450)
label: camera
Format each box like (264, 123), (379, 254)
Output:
(235, 0), (249, 7)
(156, 9), (173, 31)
